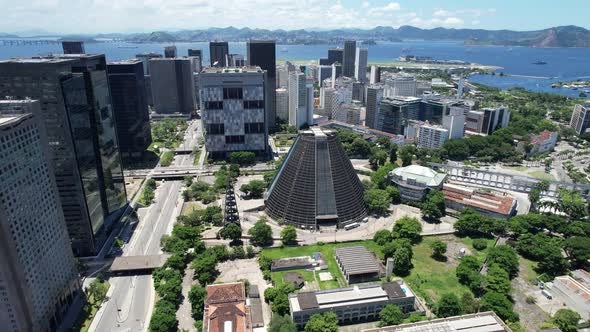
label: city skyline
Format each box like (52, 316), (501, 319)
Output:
(3, 0), (590, 35)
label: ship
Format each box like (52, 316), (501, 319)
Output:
(532, 60), (547, 65)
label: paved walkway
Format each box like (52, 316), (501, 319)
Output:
(177, 269), (197, 331)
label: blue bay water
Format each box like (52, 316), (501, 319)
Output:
(1, 40), (589, 97)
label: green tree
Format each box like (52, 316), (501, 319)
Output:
(219, 223), (242, 244)
(248, 219), (274, 247)
(304, 312), (339, 332)
(349, 137), (372, 157)
(392, 216), (422, 244)
(229, 151), (256, 165)
(159, 151), (175, 167)
(389, 144), (398, 163)
(87, 279), (109, 304)
(443, 139), (470, 160)
(487, 245), (520, 279)
(264, 287), (278, 303)
(371, 163), (396, 189)
(461, 292), (480, 314)
(392, 247), (413, 276)
(268, 315), (297, 332)
(192, 254), (218, 286)
(400, 145), (416, 166)
(373, 229), (392, 246)
(456, 255), (483, 293)
(484, 264), (512, 296)
(149, 300), (178, 332)
(188, 285), (206, 320)
(422, 190), (446, 220)
(430, 239), (447, 260)
(481, 292), (518, 322)
(552, 308), (581, 332)
(272, 292), (291, 316)
(240, 180), (266, 198)
(435, 293), (462, 318)
(370, 149), (388, 169)
(280, 226), (297, 245)
(379, 304), (403, 327)
(382, 238), (413, 260)
(563, 236), (590, 267)
(455, 208), (505, 237)
(558, 189), (586, 219)
(364, 188), (391, 215)
(385, 186), (401, 204)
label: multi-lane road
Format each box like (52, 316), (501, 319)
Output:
(89, 119), (202, 332)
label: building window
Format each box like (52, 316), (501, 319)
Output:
(207, 124), (225, 135)
(205, 101), (223, 110)
(225, 135), (245, 144)
(245, 123), (264, 134)
(243, 100), (264, 109)
(223, 87), (243, 99)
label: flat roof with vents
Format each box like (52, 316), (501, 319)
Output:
(335, 246), (381, 283)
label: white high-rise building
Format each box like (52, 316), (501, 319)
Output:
(335, 103), (362, 125)
(570, 101), (590, 135)
(442, 106), (466, 139)
(385, 76), (417, 97)
(276, 88), (289, 122)
(355, 48), (368, 82)
(418, 124), (450, 149)
(288, 71), (309, 129)
(306, 81), (315, 125)
(0, 102), (80, 332)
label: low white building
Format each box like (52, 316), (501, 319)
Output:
(517, 130), (557, 157)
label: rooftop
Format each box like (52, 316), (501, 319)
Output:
(382, 96), (422, 105)
(390, 165), (447, 187)
(290, 282), (414, 313)
(201, 66), (263, 74)
(443, 183), (517, 216)
(108, 58), (142, 65)
(530, 130), (557, 144)
(334, 246), (381, 276)
(204, 282), (251, 332)
(362, 312), (511, 332)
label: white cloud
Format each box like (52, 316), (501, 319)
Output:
(361, 1), (370, 8)
(383, 2), (401, 11)
(433, 9), (451, 17)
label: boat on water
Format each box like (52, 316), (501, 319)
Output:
(532, 60), (547, 65)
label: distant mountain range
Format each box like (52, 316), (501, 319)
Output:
(4, 25), (590, 47)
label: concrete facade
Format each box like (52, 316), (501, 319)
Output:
(0, 109), (80, 332)
(417, 124), (449, 149)
(199, 67), (268, 157)
(149, 58), (195, 114)
(355, 48), (368, 82)
(570, 102), (590, 135)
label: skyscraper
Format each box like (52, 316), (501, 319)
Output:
(199, 67), (268, 158)
(0, 101), (80, 331)
(247, 40), (277, 131)
(149, 58), (196, 114)
(443, 107), (466, 139)
(376, 96), (421, 135)
(107, 59), (152, 162)
(135, 52), (162, 75)
(164, 45), (177, 58)
(228, 54), (246, 67)
(276, 88), (289, 122)
(0, 55), (128, 256)
(365, 86), (384, 129)
(327, 48), (344, 65)
(355, 48), (368, 82)
(342, 40), (356, 78)
(570, 102), (590, 135)
(370, 65), (381, 84)
(188, 49), (202, 58)
(61, 41), (85, 54)
(210, 41), (229, 67)
(288, 71), (309, 129)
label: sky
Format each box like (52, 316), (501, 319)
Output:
(1, 0), (589, 35)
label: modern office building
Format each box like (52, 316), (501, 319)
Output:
(327, 48), (343, 66)
(365, 86), (384, 129)
(265, 127), (367, 229)
(352, 81), (365, 103)
(289, 281), (416, 328)
(363, 312), (512, 332)
(188, 48), (202, 58)
(135, 52), (162, 75)
(276, 88), (289, 122)
(389, 165), (446, 201)
(0, 104), (80, 332)
(107, 59), (152, 162)
(247, 40), (277, 130)
(442, 106), (466, 139)
(570, 102), (590, 135)
(210, 41), (229, 67)
(318, 65), (333, 84)
(149, 58), (195, 114)
(375, 96), (421, 135)
(288, 71), (310, 129)
(420, 97), (460, 123)
(0, 55), (128, 256)
(342, 40), (356, 78)
(164, 45), (177, 58)
(335, 103), (362, 126)
(355, 48), (368, 82)
(370, 65), (381, 84)
(199, 67), (268, 157)
(228, 54), (246, 67)
(465, 110), (485, 134)
(61, 41), (85, 54)
(384, 75), (417, 97)
(466, 107), (510, 135)
(417, 123), (449, 149)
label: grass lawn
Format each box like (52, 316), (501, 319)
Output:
(504, 165), (529, 172)
(527, 171), (555, 181)
(454, 236), (496, 262)
(261, 241), (384, 290)
(182, 201), (204, 216)
(519, 256), (539, 284)
(405, 235), (492, 307)
(71, 280), (110, 332)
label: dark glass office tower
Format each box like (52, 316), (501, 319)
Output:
(164, 45), (177, 58)
(327, 48), (343, 65)
(107, 59), (152, 164)
(247, 40), (277, 131)
(343, 40), (356, 78)
(62, 41), (85, 54)
(210, 41), (229, 67)
(188, 49), (202, 57)
(0, 54), (127, 256)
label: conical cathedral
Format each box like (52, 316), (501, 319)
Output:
(265, 127), (367, 229)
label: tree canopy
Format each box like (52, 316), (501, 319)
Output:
(248, 219), (274, 247)
(392, 216), (422, 244)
